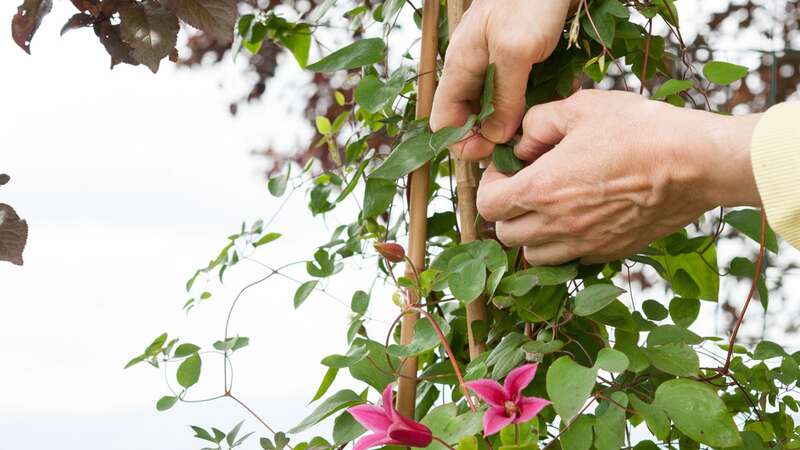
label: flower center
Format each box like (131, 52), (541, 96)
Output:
(504, 400), (519, 417)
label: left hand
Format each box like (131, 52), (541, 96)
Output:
(477, 90), (762, 265)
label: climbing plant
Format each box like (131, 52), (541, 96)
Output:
(14, 0), (800, 449)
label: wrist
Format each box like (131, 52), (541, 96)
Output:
(697, 112), (763, 208)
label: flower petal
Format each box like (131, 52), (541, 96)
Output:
(503, 363), (539, 399)
(388, 419), (433, 447)
(353, 433), (393, 450)
(382, 383), (395, 418)
(465, 379), (507, 407)
(483, 406), (514, 437)
(514, 396), (551, 424)
(348, 405), (392, 432)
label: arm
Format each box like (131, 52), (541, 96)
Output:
(751, 102), (800, 249)
(477, 89), (763, 265)
(430, 0), (578, 160)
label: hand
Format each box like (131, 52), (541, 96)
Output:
(430, 0), (576, 160)
(477, 90), (763, 265)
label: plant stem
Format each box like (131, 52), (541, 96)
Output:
(396, 0), (440, 420)
(447, 0), (488, 362)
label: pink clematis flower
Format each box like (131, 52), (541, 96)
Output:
(465, 363), (550, 436)
(347, 384), (433, 450)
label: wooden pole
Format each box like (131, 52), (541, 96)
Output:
(447, 0), (488, 360)
(396, 0), (440, 419)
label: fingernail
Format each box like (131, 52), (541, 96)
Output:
(482, 117), (506, 143)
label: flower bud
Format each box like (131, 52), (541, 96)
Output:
(374, 242), (405, 263)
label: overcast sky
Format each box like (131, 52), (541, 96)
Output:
(0, 3), (403, 449)
(2, 1), (799, 450)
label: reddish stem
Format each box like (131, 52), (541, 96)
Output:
(408, 306), (477, 411)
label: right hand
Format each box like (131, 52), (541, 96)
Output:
(430, 0), (576, 161)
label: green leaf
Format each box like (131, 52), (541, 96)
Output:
(753, 340), (786, 360)
(349, 338), (397, 391)
(729, 256), (769, 310)
(487, 332), (527, 379)
(560, 415), (594, 450)
(703, 61), (749, 85)
(289, 389), (363, 433)
(497, 271), (538, 296)
(310, 366), (338, 403)
(593, 392), (627, 450)
(652, 236), (719, 301)
(478, 64), (497, 121)
(362, 178), (396, 218)
(156, 395), (178, 411)
(254, 232), (281, 247)
(294, 280), (318, 309)
(724, 209), (778, 253)
(191, 425), (216, 443)
(387, 315), (451, 357)
(213, 336), (249, 352)
(652, 79), (693, 99)
(369, 131), (436, 180)
(177, 353), (202, 389)
(420, 404), (483, 450)
(595, 348), (629, 373)
(671, 269), (699, 298)
(493, 144), (524, 174)
(307, 38), (386, 72)
(226, 421), (244, 447)
(647, 324), (703, 346)
(573, 284), (625, 316)
(581, 0), (628, 47)
(355, 71), (405, 113)
(522, 339), (565, 355)
(644, 343), (699, 377)
(174, 343), (200, 358)
(333, 411), (366, 445)
(447, 257), (487, 304)
(277, 24), (311, 68)
(315, 116), (331, 134)
(522, 264), (578, 285)
(321, 342), (369, 368)
(429, 115), (477, 151)
(669, 297), (700, 327)
(628, 394), (670, 440)
(268, 165), (290, 197)
(546, 356), (598, 422)
(654, 379), (742, 447)
(350, 290), (369, 315)
(642, 299), (668, 321)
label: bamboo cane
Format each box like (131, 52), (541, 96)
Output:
(446, 0), (488, 361)
(396, 0), (440, 419)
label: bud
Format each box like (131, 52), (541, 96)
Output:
(374, 242), (406, 263)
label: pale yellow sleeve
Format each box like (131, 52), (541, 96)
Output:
(750, 102), (800, 249)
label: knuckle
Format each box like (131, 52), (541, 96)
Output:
(494, 40), (541, 63)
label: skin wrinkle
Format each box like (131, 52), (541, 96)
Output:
(483, 90), (763, 264)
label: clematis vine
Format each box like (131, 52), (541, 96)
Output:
(465, 363), (550, 436)
(347, 384), (433, 450)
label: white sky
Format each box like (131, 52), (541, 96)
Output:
(0, 3), (402, 449)
(2, 1), (799, 450)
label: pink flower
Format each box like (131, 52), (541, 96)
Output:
(347, 384), (433, 450)
(465, 363), (550, 436)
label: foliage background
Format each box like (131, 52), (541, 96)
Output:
(2, 0), (800, 449)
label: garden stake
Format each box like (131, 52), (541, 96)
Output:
(396, 0), (440, 419)
(447, 0), (489, 360)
